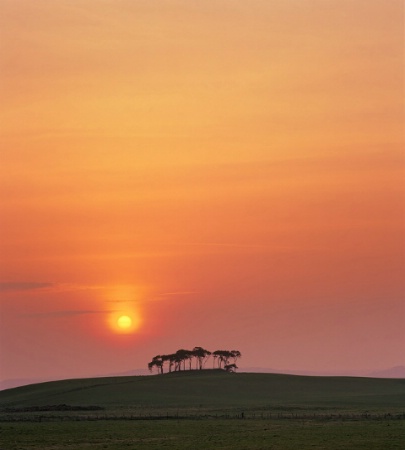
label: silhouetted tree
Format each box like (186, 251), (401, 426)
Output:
(212, 350), (220, 368)
(231, 350), (242, 364)
(193, 347), (211, 370)
(174, 349), (194, 371)
(167, 353), (176, 372)
(212, 350), (230, 369)
(147, 347), (240, 373)
(148, 355), (164, 374)
(161, 354), (172, 373)
(184, 349), (194, 370)
(224, 363), (238, 373)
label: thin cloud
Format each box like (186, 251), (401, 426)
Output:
(0, 282), (54, 292)
(0, 282), (109, 294)
(24, 310), (112, 318)
(159, 291), (198, 296)
(179, 242), (265, 248)
(50, 283), (105, 293)
(146, 291), (199, 302)
(107, 292), (198, 303)
(106, 299), (139, 303)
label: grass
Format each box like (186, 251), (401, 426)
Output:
(1, 419), (404, 450)
(1, 370), (404, 413)
(1, 370), (404, 449)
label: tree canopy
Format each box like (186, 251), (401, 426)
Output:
(147, 347), (241, 374)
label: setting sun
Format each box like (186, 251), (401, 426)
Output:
(108, 311), (141, 334)
(117, 315), (132, 330)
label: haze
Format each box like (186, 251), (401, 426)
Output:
(0, 0), (404, 386)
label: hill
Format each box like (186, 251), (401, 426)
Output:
(1, 370), (404, 413)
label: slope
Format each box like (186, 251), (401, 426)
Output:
(1, 370), (404, 412)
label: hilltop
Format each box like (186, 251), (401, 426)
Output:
(1, 370), (404, 414)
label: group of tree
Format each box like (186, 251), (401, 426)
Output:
(147, 347), (241, 374)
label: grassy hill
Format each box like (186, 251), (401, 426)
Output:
(1, 370), (404, 414)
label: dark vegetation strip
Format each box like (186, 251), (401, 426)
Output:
(1, 412), (404, 422)
(2, 404), (104, 412)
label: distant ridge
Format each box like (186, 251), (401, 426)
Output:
(368, 366), (405, 379)
(0, 369), (149, 391)
(240, 366), (405, 378)
(0, 379), (48, 391)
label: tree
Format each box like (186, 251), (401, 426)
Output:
(212, 350), (220, 368)
(166, 353), (176, 373)
(184, 349), (194, 370)
(148, 355), (164, 374)
(173, 352), (183, 372)
(212, 350), (231, 369)
(161, 354), (172, 372)
(174, 349), (193, 371)
(224, 363), (238, 373)
(230, 350), (242, 364)
(147, 347), (241, 373)
(192, 347), (211, 370)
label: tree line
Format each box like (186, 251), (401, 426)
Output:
(147, 347), (241, 374)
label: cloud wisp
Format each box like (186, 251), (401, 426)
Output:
(0, 282), (54, 292)
(23, 310), (113, 318)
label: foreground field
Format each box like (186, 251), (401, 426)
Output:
(1, 371), (404, 449)
(1, 419), (404, 450)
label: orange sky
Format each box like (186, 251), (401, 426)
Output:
(1, 0), (404, 384)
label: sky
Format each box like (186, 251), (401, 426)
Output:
(0, 0), (404, 384)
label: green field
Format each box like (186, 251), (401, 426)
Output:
(1, 419), (405, 450)
(1, 370), (404, 449)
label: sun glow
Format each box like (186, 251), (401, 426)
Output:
(105, 285), (144, 334)
(109, 311), (141, 334)
(117, 315), (132, 329)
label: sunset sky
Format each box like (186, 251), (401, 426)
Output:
(1, 0), (404, 385)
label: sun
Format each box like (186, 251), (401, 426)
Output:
(108, 311), (141, 334)
(117, 315), (132, 329)
(105, 285), (143, 334)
